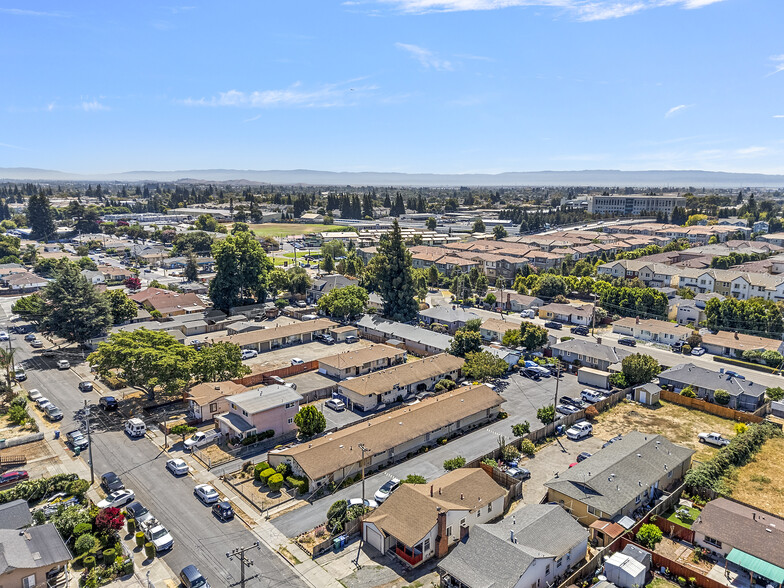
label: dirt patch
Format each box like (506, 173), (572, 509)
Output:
(0, 413), (37, 439)
(592, 400), (737, 462)
(196, 443), (235, 467)
(655, 536), (713, 574)
(723, 437), (784, 516)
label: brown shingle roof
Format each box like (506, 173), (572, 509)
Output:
(212, 318), (337, 347)
(365, 469), (506, 547)
(186, 381), (244, 406)
(701, 331), (784, 353)
(339, 353), (464, 398)
(274, 384), (503, 481)
(480, 318), (518, 335)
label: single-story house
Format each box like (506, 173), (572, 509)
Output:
(2, 271), (48, 292)
(356, 315), (453, 356)
(495, 291), (544, 313)
(692, 498), (784, 586)
(658, 363), (766, 412)
(0, 525), (71, 588)
(186, 381), (244, 422)
(700, 331), (784, 359)
(129, 287), (207, 317)
(550, 338), (633, 371)
(329, 325), (358, 342)
(438, 504), (588, 588)
(81, 269), (105, 284)
(337, 353), (464, 411)
(317, 344), (406, 380)
(363, 468), (507, 568)
(612, 317), (692, 345)
(482, 345), (522, 369)
(211, 318), (338, 352)
(418, 306), (480, 334)
(268, 384), (503, 488)
(479, 318), (519, 342)
(308, 274), (359, 302)
(538, 303), (594, 326)
(215, 384), (301, 442)
(544, 431), (694, 526)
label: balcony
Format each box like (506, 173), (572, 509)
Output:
(395, 546), (423, 566)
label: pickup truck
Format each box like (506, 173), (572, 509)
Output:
(141, 518), (174, 553)
(698, 432), (731, 447)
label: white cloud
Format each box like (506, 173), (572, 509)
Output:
(81, 100), (109, 112)
(766, 54), (784, 77)
(377, 0), (727, 20)
(665, 104), (692, 117)
(736, 146), (767, 156)
(395, 43), (453, 70)
(0, 141), (30, 151)
(0, 7), (66, 17)
(774, 115), (784, 119)
(183, 81), (376, 109)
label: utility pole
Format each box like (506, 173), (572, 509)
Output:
(226, 542), (260, 588)
(358, 443), (370, 504)
(553, 362), (566, 453)
(83, 400), (94, 485)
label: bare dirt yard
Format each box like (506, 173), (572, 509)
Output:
(592, 400), (738, 462)
(723, 436), (784, 516)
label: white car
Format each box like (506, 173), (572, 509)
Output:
(97, 489), (135, 509)
(325, 398), (345, 411)
(566, 421), (593, 441)
(27, 388), (42, 402)
(166, 458), (189, 476)
(580, 389), (604, 404)
(374, 478), (400, 504)
(556, 403), (580, 415)
(347, 497), (378, 509)
(57, 360), (70, 370)
(35, 397), (52, 410)
(194, 484), (220, 505)
(241, 349), (258, 360)
(691, 347), (707, 356)
(143, 522), (173, 553)
(291, 358), (305, 366)
(0, 331), (8, 341)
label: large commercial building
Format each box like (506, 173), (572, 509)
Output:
(586, 194), (686, 216)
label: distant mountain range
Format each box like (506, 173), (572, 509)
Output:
(2, 167), (784, 188)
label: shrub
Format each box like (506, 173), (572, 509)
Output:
(766, 386), (784, 401)
(135, 532), (145, 548)
(253, 462), (270, 481)
(501, 444), (520, 461)
(276, 463), (291, 476)
(443, 457), (466, 471)
(520, 439), (536, 456)
(402, 475), (426, 484)
(680, 385), (696, 398)
(123, 559), (135, 575)
(68, 479), (90, 497)
(268, 473), (284, 491)
(259, 468), (276, 485)
(481, 458), (498, 468)
(734, 422), (748, 435)
(286, 476), (309, 494)
(102, 549), (115, 562)
(678, 577), (686, 587)
(585, 405), (599, 420)
(512, 422), (530, 437)
(682, 345), (692, 355)
(75, 533), (97, 555)
(327, 500), (348, 534)
(438, 437), (448, 445)
(83, 556), (96, 569)
(73, 522), (93, 537)
(636, 523), (663, 549)
(144, 542), (155, 559)
(714, 389), (730, 405)
(126, 518), (136, 533)
(95, 507), (124, 533)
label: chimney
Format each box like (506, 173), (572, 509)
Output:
(435, 510), (450, 558)
(510, 530), (515, 542)
(439, 487), (442, 495)
(460, 493), (464, 500)
(734, 331), (739, 340)
(460, 523), (469, 541)
(636, 316), (640, 324)
(431, 485), (434, 497)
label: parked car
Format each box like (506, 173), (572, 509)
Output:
(126, 501), (154, 525)
(506, 467), (531, 481)
(44, 404), (63, 421)
(184, 430), (221, 450)
(566, 421), (593, 440)
(617, 337), (637, 347)
(29, 339), (43, 348)
(520, 309), (536, 319)
(691, 347), (707, 356)
(66, 430), (89, 450)
(27, 388), (42, 402)
(35, 397), (52, 410)
(556, 404), (579, 415)
(347, 498), (378, 509)
(101, 472), (124, 492)
(14, 366), (27, 381)
(580, 389), (604, 404)
(166, 458), (189, 476)
(0, 470), (29, 485)
(602, 434), (623, 448)
(180, 566), (211, 588)
(345, 335), (359, 343)
(211, 501), (234, 522)
(291, 357), (305, 365)
(194, 484), (220, 505)
(142, 519), (173, 553)
(24, 333), (37, 342)
(78, 381), (93, 392)
(57, 360), (70, 370)
(374, 478), (400, 504)
(576, 452), (592, 463)
(97, 489), (135, 509)
(570, 325), (589, 335)
(325, 398), (345, 411)
(724, 370), (745, 380)
(544, 321), (562, 330)
(560, 396), (585, 409)
(0, 331), (9, 341)
(240, 349), (258, 360)
(99, 396), (118, 410)
(671, 341), (684, 352)
(698, 432), (731, 447)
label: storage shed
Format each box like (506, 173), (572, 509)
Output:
(577, 367), (611, 390)
(633, 383), (661, 406)
(604, 552), (647, 588)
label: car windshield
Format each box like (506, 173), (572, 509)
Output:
(151, 528), (168, 540)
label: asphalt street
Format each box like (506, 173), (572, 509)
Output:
(2, 306), (304, 588)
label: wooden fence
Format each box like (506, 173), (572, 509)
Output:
(653, 514), (695, 543)
(617, 537), (727, 588)
(233, 360), (319, 387)
(660, 389), (764, 423)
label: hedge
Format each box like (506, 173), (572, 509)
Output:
(144, 542), (155, 559)
(0, 473), (79, 505)
(241, 429), (275, 446)
(286, 475), (308, 494)
(253, 462), (270, 481)
(713, 355), (780, 374)
(102, 549), (115, 562)
(259, 468), (276, 484)
(268, 473), (284, 491)
(84, 556), (96, 569)
(135, 532), (145, 548)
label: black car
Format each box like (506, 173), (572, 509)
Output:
(544, 321), (563, 330)
(101, 472), (124, 492)
(671, 340), (684, 352)
(617, 337), (637, 347)
(211, 501), (235, 521)
(180, 566), (210, 588)
(602, 434), (623, 448)
(99, 396), (118, 411)
(570, 325), (589, 336)
(24, 332), (37, 341)
(577, 451), (592, 463)
(125, 501), (153, 525)
(78, 381), (93, 392)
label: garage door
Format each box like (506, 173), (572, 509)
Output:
(364, 524), (385, 553)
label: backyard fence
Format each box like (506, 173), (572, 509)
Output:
(0, 432), (44, 449)
(660, 389), (764, 424)
(233, 361), (318, 386)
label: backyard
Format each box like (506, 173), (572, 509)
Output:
(720, 436), (784, 516)
(591, 400), (737, 462)
(666, 505), (701, 528)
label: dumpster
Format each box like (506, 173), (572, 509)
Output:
(54, 431), (60, 440)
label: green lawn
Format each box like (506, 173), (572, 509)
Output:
(666, 506), (701, 528)
(250, 223), (327, 238)
(647, 578), (680, 588)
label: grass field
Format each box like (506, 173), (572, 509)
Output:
(592, 400), (737, 462)
(250, 223), (326, 238)
(723, 437), (784, 516)
(666, 505), (701, 528)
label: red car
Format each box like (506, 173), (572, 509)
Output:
(0, 470), (29, 485)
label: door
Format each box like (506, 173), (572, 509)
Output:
(365, 524), (385, 553)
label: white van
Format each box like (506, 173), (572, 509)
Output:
(184, 429), (221, 450)
(125, 418), (146, 438)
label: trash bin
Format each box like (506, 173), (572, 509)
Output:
(74, 446), (81, 456)
(338, 535), (347, 548)
(333, 537), (341, 551)
(54, 431), (60, 440)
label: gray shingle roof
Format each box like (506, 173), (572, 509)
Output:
(0, 499), (32, 530)
(229, 384), (300, 414)
(357, 315), (453, 351)
(0, 525), (72, 574)
(418, 306), (480, 324)
(551, 339), (633, 364)
(438, 505), (587, 588)
(658, 363), (765, 399)
(544, 431), (694, 517)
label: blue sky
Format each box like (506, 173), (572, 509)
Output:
(1, 0), (783, 175)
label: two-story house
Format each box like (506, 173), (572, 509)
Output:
(215, 384), (301, 442)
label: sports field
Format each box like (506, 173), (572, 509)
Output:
(250, 223), (326, 238)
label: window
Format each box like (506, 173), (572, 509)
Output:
(242, 410), (248, 416)
(635, 494), (641, 504)
(704, 536), (722, 548)
(668, 470), (673, 479)
(285, 402), (296, 409)
(588, 505), (599, 516)
(209, 402), (217, 413)
(487, 502), (492, 513)
(477, 509), (482, 517)
(287, 418), (293, 424)
(23, 575), (36, 588)
(546, 564), (551, 576)
(424, 538), (431, 552)
(556, 558), (562, 569)
(566, 553), (571, 562)
(460, 518), (466, 528)
(446, 526), (452, 537)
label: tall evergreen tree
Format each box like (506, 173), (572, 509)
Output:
(27, 191), (56, 241)
(376, 220), (418, 322)
(184, 251), (199, 282)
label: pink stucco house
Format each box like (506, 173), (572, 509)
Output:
(215, 384), (301, 442)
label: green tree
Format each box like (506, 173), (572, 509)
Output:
(321, 253), (335, 273)
(618, 353), (660, 387)
(317, 285), (369, 320)
(327, 500), (348, 533)
(104, 289), (138, 325)
(448, 328), (482, 357)
(184, 252), (199, 282)
(766, 386), (784, 401)
(537, 405), (555, 425)
(194, 214), (219, 232)
(11, 294), (44, 322)
(40, 263), (112, 343)
(680, 385), (696, 398)
(520, 322), (549, 350)
(321, 240), (347, 260)
(472, 219), (486, 233)
(192, 342), (249, 383)
(375, 220), (418, 322)
(512, 421), (531, 437)
(21, 244), (37, 265)
(88, 329), (196, 400)
(27, 192), (56, 241)
(714, 389), (731, 405)
(269, 268), (291, 296)
(172, 231), (213, 255)
(533, 274), (568, 299)
(443, 456), (466, 471)
(288, 266), (312, 295)
(492, 225), (508, 240)
(636, 524), (663, 549)
(209, 231), (273, 311)
(462, 351), (508, 381)
(170, 423), (197, 443)
(293, 405), (327, 438)
(402, 474), (426, 484)
(428, 265), (439, 287)
(502, 329), (521, 347)
(426, 217), (437, 231)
